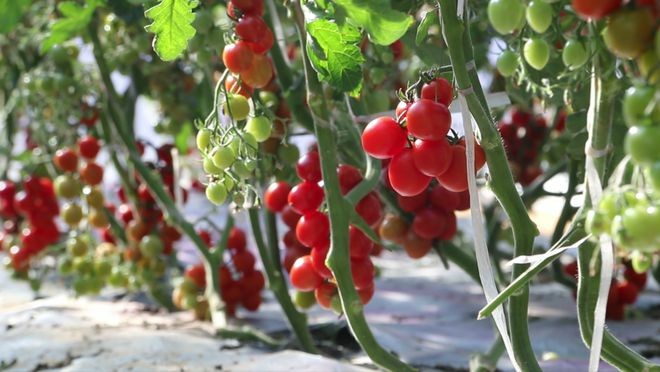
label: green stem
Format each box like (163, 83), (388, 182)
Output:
(436, 243), (480, 284)
(291, 2), (412, 370)
(265, 210), (283, 273)
(549, 160), (579, 290)
(248, 208), (318, 353)
(437, 2), (540, 370)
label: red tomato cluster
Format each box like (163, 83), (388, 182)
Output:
(180, 227), (264, 317)
(54, 137), (105, 186)
(362, 77), (486, 197)
(263, 150), (382, 309)
(497, 108), (547, 186)
(223, 0), (274, 90)
(564, 261), (648, 320)
(1, 177), (60, 271)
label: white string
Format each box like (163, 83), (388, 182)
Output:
(584, 64), (612, 372)
(506, 236), (591, 267)
(459, 93), (521, 372)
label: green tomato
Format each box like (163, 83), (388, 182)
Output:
(95, 259), (113, 277)
(524, 38), (550, 70)
(526, 1), (552, 34)
(196, 129), (211, 152)
(223, 176), (235, 191)
(139, 235), (164, 257)
(212, 146), (236, 169)
(232, 161), (252, 179)
(622, 206), (660, 251)
(598, 192), (618, 218)
(630, 250), (652, 273)
(108, 268), (129, 287)
(67, 237), (87, 257)
(586, 210), (610, 236)
(241, 131), (258, 151)
(625, 126), (660, 165)
(562, 40), (588, 70)
(623, 86), (660, 127)
(182, 293), (199, 309)
(222, 94), (250, 121)
(58, 257), (74, 275)
(245, 116), (272, 142)
(61, 203), (84, 226)
(258, 91), (279, 109)
(646, 162), (660, 192)
(206, 182), (228, 205)
(277, 143), (300, 165)
(180, 277), (199, 294)
(203, 157), (223, 174)
(54, 174), (81, 199)
(496, 51), (519, 77)
(73, 257), (94, 275)
(73, 277), (91, 295)
(488, 0), (525, 35)
(638, 50), (660, 84)
(293, 291), (316, 310)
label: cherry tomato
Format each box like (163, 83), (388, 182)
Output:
(225, 74), (253, 98)
(310, 240), (333, 279)
(412, 207), (448, 239)
(264, 181), (292, 213)
(288, 181), (324, 214)
(281, 205), (302, 229)
(603, 8), (655, 60)
(572, 0), (622, 20)
(397, 191), (428, 213)
(625, 126), (660, 165)
(402, 230), (432, 259)
(290, 255), (323, 291)
(379, 214), (408, 243)
(357, 284), (375, 305)
(488, 0), (525, 34)
(436, 145), (469, 192)
(349, 225), (373, 258)
(355, 192), (383, 227)
(420, 77), (453, 106)
(296, 210), (330, 248)
(361, 117), (408, 159)
(388, 148), (432, 197)
(78, 135), (101, 159)
(80, 162), (104, 185)
(523, 38), (550, 70)
(185, 264), (206, 289)
(222, 42), (255, 74)
(53, 148), (78, 172)
(233, 249), (256, 272)
(242, 54), (273, 88)
(562, 40), (588, 70)
(412, 138), (453, 177)
(496, 51), (518, 77)
(338, 164), (363, 195)
(350, 256), (375, 290)
(526, 1), (552, 34)
(315, 281), (337, 309)
(296, 151), (322, 182)
(227, 227), (247, 251)
(405, 99), (451, 141)
(429, 185), (460, 211)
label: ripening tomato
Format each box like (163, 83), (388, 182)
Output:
(235, 15), (269, 43)
(420, 77), (453, 106)
(247, 27), (274, 55)
(412, 207), (448, 239)
(572, 0), (622, 20)
(80, 162), (104, 185)
(290, 255), (323, 291)
(242, 54), (273, 88)
(225, 74), (253, 98)
(53, 148), (78, 172)
(222, 42), (255, 74)
(315, 281), (337, 309)
(405, 99), (451, 141)
(602, 8), (655, 60)
(361, 117), (408, 159)
(402, 230), (433, 259)
(388, 149), (432, 197)
(185, 264), (206, 289)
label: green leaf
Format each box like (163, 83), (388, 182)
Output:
(145, 0), (198, 61)
(415, 10), (437, 46)
(333, 0), (413, 46)
(0, 0), (30, 34)
(41, 0), (104, 53)
(306, 19), (364, 93)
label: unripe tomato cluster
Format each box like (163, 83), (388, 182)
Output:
(0, 177), (59, 272)
(497, 107), (548, 186)
(362, 77), (486, 197)
(174, 227), (265, 318)
(564, 260), (649, 320)
(263, 149), (382, 311)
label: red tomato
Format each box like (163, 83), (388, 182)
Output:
(232, 249), (255, 272)
(412, 138), (453, 176)
(429, 185), (460, 211)
(53, 148), (78, 172)
(222, 42), (255, 74)
(227, 227), (247, 251)
(296, 151), (322, 182)
(281, 205), (302, 229)
(421, 77), (453, 106)
(290, 255), (323, 291)
(349, 225), (373, 258)
(264, 181), (292, 213)
(80, 162), (104, 186)
(296, 210), (330, 248)
(397, 191), (428, 213)
(388, 148), (432, 196)
(77, 135), (101, 159)
(616, 281), (639, 305)
(185, 264), (206, 289)
(358, 284), (375, 305)
(405, 99), (451, 140)
(571, 0), (622, 20)
(361, 117), (408, 159)
(412, 207), (448, 239)
(395, 101), (411, 119)
(242, 54), (273, 88)
(310, 240), (333, 279)
(355, 192), (383, 227)
(338, 164), (363, 195)
(288, 181), (324, 214)
(315, 281), (337, 309)
(351, 256), (375, 290)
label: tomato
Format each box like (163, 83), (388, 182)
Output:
(296, 210), (329, 248)
(625, 126), (660, 165)
(211, 146), (236, 170)
(355, 192), (383, 226)
(53, 148), (78, 172)
(429, 185), (460, 211)
(242, 54), (273, 88)
(264, 181), (291, 212)
(67, 236), (87, 257)
(294, 290), (317, 309)
(139, 235), (163, 257)
(222, 42), (254, 74)
(310, 240), (332, 278)
(405, 99), (451, 141)
(412, 207), (448, 239)
(233, 249), (256, 272)
(296, 151), (322, 183)
(402, 230), (432, 259)
(245, 116), (272, 142)
(350, 257), (375, 290)
(379, 214), (408, 243)
(624, 265), (648, 289)
(357, 284), (375, 305)
(315, 281), (337, 309)
(60, 202), (83, 226)
(412, 139), (453, 177)
(228, 0), (264, 16)
(488, 0), (525, 34)
(526, 1), (552, 34)
(436, 145), (469, 192)
(290, 255), (323, 291)
(338, 164), (363, 195)
(621, 206), (660, 251)
(361, 116), (408, 159)
(523, 38), (550, 70)
(395, 101), (411, 119)
(562, 40), (588, 70)
(54, 174), (81, 199)
(88, 208), (109, 228)
(206, 182), (228, 205)
(388, 149), (432, 196)
(185, 264), (206, 289)
(496, 51), (518, 77)
(439, 211), (457, 240)
(397, 191), (428, 213)
(247, 27), (275, 55)
(288, 181), (324, 214)
(420, 77), (453, 106)
(77, 135), (101, 159)
(572, 0), (622, 20)
(630, 251), (652, 274)
(222, 94), (250, 121)
(623, 86), (660, 127)
(83, 186), (104, 209)
(603, 8), (655, 60)
(456, 138), (486, 170)
(617, 281), (639, 305)
(638, 50), (660, 84)
(225, 74), (253, 98)
(80, 162), (104, 185)
(281, 205), (302, 229)
(349, 225), (373, 258)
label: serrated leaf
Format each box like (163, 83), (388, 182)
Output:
(306, 19), (364, 93)
(41, 0), (104, 53)
(145, 0), (198, 61)
(415, 10), (437, 46)
(333, 0), (413, 46)
(0, 0), (31, 34)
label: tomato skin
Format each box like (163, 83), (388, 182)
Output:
(436, 146), (469, 192)
(616, 281), (639, 305)
(80, 162), (104, 186)
(310, 240), (333, 278)
(562, 40), (588, 70)
(264, 181), (291, 212)
(78, 135), (101, 159)
(235, 15), (269, 43)
(488, 0), (525, 34)
(526, 1), (552, 34)
(242, 54), (273, 88)
(337, 164), (363, 195)
(54, 148), (79, 172)
(357, 284), (375, 305)
(420, 77), (453, 106)
(625, 126), (660, 165)
(412, 207), (448, 239)
(402, 230), (432, 259)
(397, 191), (428, 213)
(185, 264), (206, 289)
(496, 51), (518, 77)
(379, 214), (408, 243)
(230, 0), (264, 16)
(349, 225), (373, 258)
(350, 257), (375, 290)
(395, 101), (411, 119)
(355, 192), (383, 227)
(315, 281), (337, 309)
(361, 117), (408, 159)
(296, 211), (330, 248)
(523, 38), (550, 70)
(603, 8), (655, 60)
(222, 42), (255, 74)
(405, 99), (451, 141)
(246, 27), (274, 55)
(388, 149), (432, 197)
(281, 205), (302, 229)
(290, 255), (323, 291)
(572, 0), (622, 20)
(288, 181), (324, 214)
(296, 151), (322, 183)
(233, 250), (256, 272)
(412, 139), (453, 177)
(227, 227), (247, 251)
(429, 185), (460, 211)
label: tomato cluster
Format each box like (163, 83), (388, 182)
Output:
(0, 177), (59, 272)
(498, 107), (548, 186)
(174, 227), (265, 319)
(362, 77), (486, 197)
(264, 149), (382, 311)
(564, 260), (649, 320)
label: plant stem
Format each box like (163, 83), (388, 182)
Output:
(437, 2), (540, 370)
(247, 208), (318, 353)
(290, 2), (413, 370)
